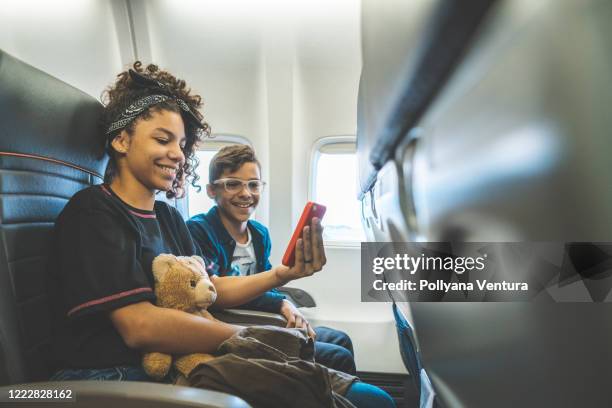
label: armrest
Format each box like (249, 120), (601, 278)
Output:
(277, 287), (316, 308)
(0, 381), (250, 407)
(213, 309), (287, 327)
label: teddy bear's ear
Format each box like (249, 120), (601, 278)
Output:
(191, 255), (207, 269)
(152, 254), (177, 281)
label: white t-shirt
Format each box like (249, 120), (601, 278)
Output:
(231, 228), (257, 276)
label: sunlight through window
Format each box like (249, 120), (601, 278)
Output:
(313, 150), (365, 243)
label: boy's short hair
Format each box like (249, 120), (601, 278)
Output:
(209, 144), (261, 183)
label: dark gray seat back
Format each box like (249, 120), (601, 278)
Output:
(0, 50), (107, 384)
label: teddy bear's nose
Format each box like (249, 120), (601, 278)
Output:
(195, 278), (217, 308)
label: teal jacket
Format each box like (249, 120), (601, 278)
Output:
(186, 206), (286, 313)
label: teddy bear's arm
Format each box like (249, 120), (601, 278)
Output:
(143, 352), (173, 380)
(174, 353), (216, 378)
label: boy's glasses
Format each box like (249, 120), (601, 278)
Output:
(213, 178), (266, 195)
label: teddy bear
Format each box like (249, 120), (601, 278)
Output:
(142, 254), (219, 380)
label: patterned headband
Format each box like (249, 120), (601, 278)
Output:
(105, 69), (205, 135)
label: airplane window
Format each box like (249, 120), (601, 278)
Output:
(312, 148), (366, 244)
(187, 149), (218, 216)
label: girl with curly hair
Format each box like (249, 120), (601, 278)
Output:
(100, 61), (208, 198)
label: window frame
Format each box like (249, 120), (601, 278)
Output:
(309, 135), (362, 248)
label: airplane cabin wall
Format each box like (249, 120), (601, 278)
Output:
(0, 0), (123, 98)
(139, 0), (274, 226)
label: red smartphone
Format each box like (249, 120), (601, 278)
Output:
(282, 202), (326, 266)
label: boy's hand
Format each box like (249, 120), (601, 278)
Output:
(275, 218), (327, 284)
(279, 300), (316, 339)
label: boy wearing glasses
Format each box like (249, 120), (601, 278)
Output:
(186, 145), (356, 375)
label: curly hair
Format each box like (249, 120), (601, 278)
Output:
(101, 61), (211, 198)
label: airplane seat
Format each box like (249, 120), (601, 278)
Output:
(392, 304), (421, 397)
(0, 49), (248, 407)
(0, 49), (108, 385)
(359, 0), (612, 407)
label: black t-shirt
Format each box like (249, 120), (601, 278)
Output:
(49, 184), (200, 369)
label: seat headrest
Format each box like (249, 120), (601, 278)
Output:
(0, 50), (107, 178)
